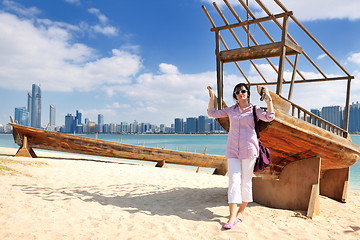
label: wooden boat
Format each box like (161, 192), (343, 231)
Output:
(10, 123), (227, 175)
(202, 0), (360, 217)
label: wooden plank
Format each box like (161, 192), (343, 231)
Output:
(210, 11), (293, 32)
(253, 156), (321, 211)
(10, 124), (228, 175)
(276, 15), (289, 95)
(307, 183), (320, 218)
(219, 40), (302, 63)
(320, 167), (349, 202)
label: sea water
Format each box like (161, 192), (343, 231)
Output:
(1, 133), (359, 191)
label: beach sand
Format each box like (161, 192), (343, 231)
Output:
(1, 147), (359, 240)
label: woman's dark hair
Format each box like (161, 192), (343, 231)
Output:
(232, 83), (250, 101)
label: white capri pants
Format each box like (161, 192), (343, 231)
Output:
(227, 157), (257, 203)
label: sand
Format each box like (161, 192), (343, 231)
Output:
(1, 147), (359, 240)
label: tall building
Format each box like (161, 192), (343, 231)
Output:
(321, 106), (343, 128)
(14, 107), (29, 126)
(120, 122), (129, 133)
(349, 102), (360, 133)
(98, 114), (104, 133)
(27, 92), (32, 126)
(76, 110), (82, 125)
(185, 117), (198, 134)
(160, 124), (165, 133)
(65, 113), (75, 133)
(30, 84), (41, 128)
(49, 105), (55, 127)
(174, 118), (184, 133)
(198, 115), (210, 133)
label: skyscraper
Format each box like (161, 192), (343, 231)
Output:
(27, 92), (32, 126)
(65, 113), (75, 133)
(174, 118), (184, 133)
(14, 107), (29, 126)
(321, 106), (343, 128)
(349, 102), (360, 133)
(198, 115), (210, 133)
(185, 117), (198, 134)
(98, 114), (104, 133)
(49, 105), (55, 128)
(31, 84), (41, 128)
(76, 110), (82, 125)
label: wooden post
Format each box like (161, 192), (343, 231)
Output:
(276, 15), (289, 95)
(287, 53), (299, 100)
(215, 30), (224, 110)
(213, 164), (227, 176)
(343, 77), (352, 134)
(155, 160), (167, 168)
(14, 135), (37, 158)
(307, 183), (320, 218)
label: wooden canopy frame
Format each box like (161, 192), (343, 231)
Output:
(202, 0), (354, 133)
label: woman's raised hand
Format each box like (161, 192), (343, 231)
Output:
(207, 86), (215, 98)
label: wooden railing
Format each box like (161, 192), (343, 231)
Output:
(288, 101), (348, 138)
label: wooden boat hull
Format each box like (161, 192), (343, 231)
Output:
(10, 123), (228, 175)
(260, 110), (360, 176)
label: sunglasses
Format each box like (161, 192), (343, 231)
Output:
(234, 89), (247, 95)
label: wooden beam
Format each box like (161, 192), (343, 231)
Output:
(14, 135), (38, 158)
(155, 160), (167, 168)
(219, 40), (302, 63)
(248, 75), (355, 86)
(343, 77), (352, 133)
(215, 30), (224, 110)
(211, 11), (293, 32)
(288, 53), (299, 100)
(276, 15), (289, 95)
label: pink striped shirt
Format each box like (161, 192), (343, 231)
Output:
(207, 104), (275, 160)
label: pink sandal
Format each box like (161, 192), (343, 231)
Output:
(223, 218), (242, 229)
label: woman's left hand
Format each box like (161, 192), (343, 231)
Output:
(257, 86), (272, 102)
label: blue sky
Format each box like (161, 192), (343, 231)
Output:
(0, 0), (360, 127)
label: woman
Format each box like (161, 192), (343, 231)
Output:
(207, 83), (275, 229)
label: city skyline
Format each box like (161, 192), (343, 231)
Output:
(0, 1), (360, 127)
(10, 85), (360, 134)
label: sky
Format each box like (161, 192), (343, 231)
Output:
(0, 0), (360, 127)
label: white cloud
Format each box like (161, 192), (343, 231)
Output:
(0, 11), (141, 92)
(159, 63), (179, 75)
(317, 54), (327, 60)
(105, 102), (130, 109)
(347, 52), (360, 65)
(88, 8), (118, 36)
(88, 8), (108, 23)
(91, 24), (117, 36)
(2, 0), (40, 17)
(65, 0), (81, 5)
(202, 0), (360, 21)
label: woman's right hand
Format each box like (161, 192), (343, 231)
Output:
(207, 86), (215, 98)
